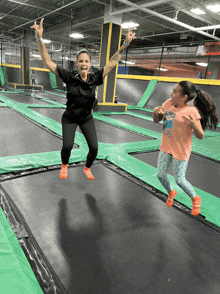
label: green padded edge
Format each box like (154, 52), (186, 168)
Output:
(49, 72), (58, 90)
(49, 72), (66, 93)
(0, 66), (5, 86)
(3, 67), (8, 84)
(137, 79), (158, 108)
(0, 207), (44, 294)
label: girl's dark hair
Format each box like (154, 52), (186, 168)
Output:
(179, 81), (219, 130)
(76, 49), (91, 60)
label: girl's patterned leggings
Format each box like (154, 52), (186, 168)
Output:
(157, 151), (196, 199)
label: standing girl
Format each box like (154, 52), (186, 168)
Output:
(153, 81), (218, 215)
(31, 18), (135, 180)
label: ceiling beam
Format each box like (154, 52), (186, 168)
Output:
(173, 0), (220, 23)
(6, 0), (62, 12)
(109, 0), (171, 15)
(116, 0), (220, 41)
(8, 0), (81, 32)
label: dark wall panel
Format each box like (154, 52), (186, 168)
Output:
(116, 78), (149, 105)
(7, 67), (21, 84)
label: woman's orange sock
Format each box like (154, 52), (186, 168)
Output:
(60, 164), (68, 179)
(83, 166), (94, 180)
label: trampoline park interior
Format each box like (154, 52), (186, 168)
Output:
(1, 1), (220, 294)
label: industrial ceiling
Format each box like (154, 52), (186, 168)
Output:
(1, 0), (220, 73)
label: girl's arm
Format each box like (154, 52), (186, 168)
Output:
(31, 18), (58, 75)
(103, 27), (135, 78)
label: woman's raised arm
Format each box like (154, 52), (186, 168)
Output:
(31, 18), (58, 75)
(103, 27), (135, 78)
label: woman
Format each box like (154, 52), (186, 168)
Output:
(31, 18), (135, 180)
(153, 81), (218, 215)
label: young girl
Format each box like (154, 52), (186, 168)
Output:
(153, 81), (218, 215)
(31, 18), (135, 180)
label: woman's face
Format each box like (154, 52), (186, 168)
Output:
(76, 53), (91, 78)
(170, 84), (187, 107)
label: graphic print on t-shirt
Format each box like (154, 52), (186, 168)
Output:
(163, 111), (175, 136)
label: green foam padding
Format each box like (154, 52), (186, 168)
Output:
(192, 136), (220, 161)
(49, 73), (65, 93)
(0, 66), (5, 85)
(137, 79), (158, 108)
(3, 67), (8, 84)
(0, 148), (88, 174)
(0, 207), (44, 294)
(49, 72), (58, 90)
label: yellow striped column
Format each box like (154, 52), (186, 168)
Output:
(97, 22), (127, 112)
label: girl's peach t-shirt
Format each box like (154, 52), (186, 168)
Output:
(160, 98), (201, 161)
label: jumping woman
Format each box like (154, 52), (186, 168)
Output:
(31, 18), (135, 180)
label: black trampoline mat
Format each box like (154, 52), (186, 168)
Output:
(1, 93), (52, 105)
(31, 108), (152, 144)
(131, 150), (220, 197)
(2, 163), (220, 294)
(31, 108), (64, 123)
(94, 119), (153, 143)
(146, 82), (176, 109)
(104, 113), (162, 133)
(34, 91), (66, 104)
(0, 108), (62, 156)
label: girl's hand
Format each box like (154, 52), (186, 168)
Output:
(30, 18), (44, 39)
(125, 27), (135, 45)
(183, 115), (197, 129)
(154, 106), (164, 116)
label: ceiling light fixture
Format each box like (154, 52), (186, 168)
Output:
(43, 39), (52, 44)
(8, 0), (24, 3)
(206, 4), (220, 13)
(121, 60), (135, 64)
(121, 22), (139, 29)
(32, 54), (41, 58)
(157, 67), (168, 71)
(190, 8), (206, 15)
(196, 62), (208, 67)
(69, 33), (84, 39)
(60, 56), (70, 60)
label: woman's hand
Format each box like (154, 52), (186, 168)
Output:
(30, 18), (44, 39)
(125, 27), (135, 45)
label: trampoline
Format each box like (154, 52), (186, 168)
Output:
(0, 79), (220, 294)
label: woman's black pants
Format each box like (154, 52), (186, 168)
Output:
(61, 112), (98, 168)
